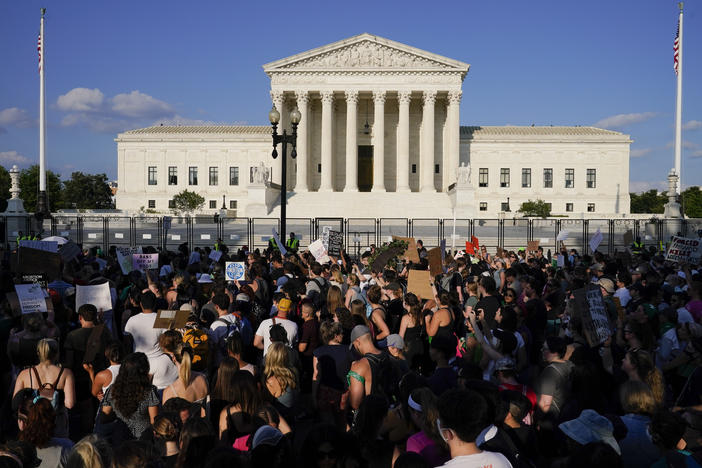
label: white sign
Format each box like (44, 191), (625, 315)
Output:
(556, 230), (569, 242)
(209, 250), (222, 262)
(272, 228), (287, 255)
(229, 234), (238, 240)
(142, 233), (152, 240)
(132, 253), (159, 271)
(225, 262), (246, 281)
(116, 246), (142, 274)
(19, 240), (58, 253)
(76, 283), (113, 312)
(88, 233), (97, 239)
(666, 236), (702, 264)
(589, 228), (603, 253)
(171, 234), (181, 241)
(309, 238), (330, 263)
(201, 234), (211, 240)
(114, 232), (124, 239)
(15, 284), (48, 314)
(557, 255), (565, 268)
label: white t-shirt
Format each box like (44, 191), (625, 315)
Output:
(149, 353), (178, 390)
(255, 317), (298, 355)
(124, 313), (164, 359)
(441, 451), (513, 468)
(614, 287), (631, 307)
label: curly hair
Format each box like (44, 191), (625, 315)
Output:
(18, 398), (54, 448)
(332, 307), (354, 332)
(264, 342), (297, 393)
(153, 414), (181, 442)
(111, 352), (152, 417)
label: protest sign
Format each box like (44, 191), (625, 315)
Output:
(20, 273), (48, 290)
(116, 247), (141, 274)
(572, 285), (612, 347)
(272, 228), (287, 256)
(623, 230), (634, 247)
(527, 240), (540, 254)
(589, 228), (603, 253)
(407, 270), (434, 300)
(556, 255), (565, 268)
(328, 230), (343, 257)
(17, 247), (61, 280)
(556, 230), (569, 242)
(209, 250), (223, 262)
(309, 239), (330, 264)
(132, 253), (159, 271)
(15, 283), (48, 314)
(76, 283), (113, 312)
(153, 309), (190, 329)
(19, 240), (58, 253)
(225, 262), (246, 281)
(392, 236), (420, 263)
(60, 241), (81, 261)
(427, 247), (443, 277)
(666, 236), (702, 264)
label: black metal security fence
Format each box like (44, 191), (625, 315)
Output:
(2, 215), (701, 257)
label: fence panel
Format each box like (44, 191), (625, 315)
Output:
(53, 216), (80, 243)
(557, 219), (585, 254)
(81, 216), (105, 249)
(251, 218), (280, 251)
(586, 219), (612, 255)
(192, 216), (219, 248)
(410, 219), (441, 248)
(347, 218), (376, 255)
(472, 219), (500, 250)
(379, 218), (409, 243)
(133, 216), (161, 247)
(442, 218), (472, 253)
(286, 218), (313, 249)
(107, 217), (131, 247)
(503, 218), (531, 252)
(684, 219), (702, 238)
(165, 217), (190, 249)
(612, 219), (637, 253)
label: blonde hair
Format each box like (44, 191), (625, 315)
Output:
(37, 338), (59, 363)
(348, 273), (360, 287)
(153, 414), (180, 442)
(620, 380), (658, 415)
(264, 342), (297, 393)
(66, 434), (111, 468)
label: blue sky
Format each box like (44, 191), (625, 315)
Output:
(0, 0), (700, 193)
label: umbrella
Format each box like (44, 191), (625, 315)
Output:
(42, 236), (68, 245)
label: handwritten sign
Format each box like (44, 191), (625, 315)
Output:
(527, 240), (540, 254)
(116, 247), (141, 274)
(15, 284), (48, 314)
(76, 283), (113, 312)
(19, 240), (58, 253)
(407, 270), (434, 300)
(573, 285), (612, 346)
(209, 249), (223, 262)
(309, 239), (330, 264)
(589, 228), (603, 253)
(556, 230), (569, 242)
(328, 230), (343, 257)
(392, 236), (420, 263)
(132, 253), (159, 271)
(666, 236), (702, 264)
(153, 309), (190, 329)
(225, 262), (246, 281)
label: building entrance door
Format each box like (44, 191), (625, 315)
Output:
(358, 145), (373, 192)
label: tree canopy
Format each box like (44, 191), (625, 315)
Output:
(63, 172), (114, 209)
(629, 187), (702, 217)
(18, 165), (63, 212)
(0, 166), (10, 212)
(172, 189), (205, 215)
(517, 199), (551, 218)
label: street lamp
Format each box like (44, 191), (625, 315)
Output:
(269, 105), (300, 242)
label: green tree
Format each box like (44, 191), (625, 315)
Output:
(63, 171), (114, 209)
(630, 190), (667, 213)
(0, 166), (11, 212)
(517, 199), (551, 218)
(172, 189), (205, 215)
(19, 165), (63, 212)
(682, 186), (702, 218)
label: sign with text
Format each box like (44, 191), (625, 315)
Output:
(15, 283), (48, 314)
(556, 230), (569, 242)
(272, 228), (287, 256)
(132, 253), (159, 271)
(116, 247), (141, 274)
(19, 240), (58, 253)
(225, 262), (246, 281)
(17, 247), (61, 280)
(573, 285), (612, 347)
(666, 236), (702, 264)
(309, 239), (330, 264)
(20, 273), (48, 290)
(153, 309), (191, 329)
(407, 270), (434, 300)
(209, 249), (223, 262)
(76, 283), (113, 312)
(392, 236), (420, 263)
(327, 230), (343, 257)
(589, 228), (603, 253)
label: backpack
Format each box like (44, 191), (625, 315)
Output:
(365, 352), (401, 405)
(182, 328), (209, 371)
(31, 366), (63, 409)
(439, 272), (461, 295)
(214, 316), (244, 355)
(311, 278), (330, 309)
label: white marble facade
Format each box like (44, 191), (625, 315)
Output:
(115, 33), (631, 218)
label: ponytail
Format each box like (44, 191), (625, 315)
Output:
(179, 346), (192, 387)
(37, 338), (58, 363)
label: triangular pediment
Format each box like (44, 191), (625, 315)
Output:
(263, 33), (469, 76)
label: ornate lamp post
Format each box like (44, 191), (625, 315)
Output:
(269, 105), (301, 241)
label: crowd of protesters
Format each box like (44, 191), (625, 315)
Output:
(0, 232), (702, 468)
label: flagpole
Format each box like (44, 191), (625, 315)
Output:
(37, 7), (49, 216)
(673, 2), (683, 194)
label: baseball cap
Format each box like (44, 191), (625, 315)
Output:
(386, 334), (405, 349)
(278, 298), (292, 312)
(597, 278), (616, 295)
(251, 425), (284, 449)
(590, 263), (604, 272)
(349, 325), (371, 349)
(236, 293), (250, 303)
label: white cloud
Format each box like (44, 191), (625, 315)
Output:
(691, 150), (702, 158)
(629, 180), (667, 193)
(111, 90), (172, 118)
(56, 88), (104, 112)
(0, 107), (34, 128)
(0, 150), (31, 166)
(683, 120), (702, 131)
(630, 148), (653, 158)
(593, 112), (656, 129)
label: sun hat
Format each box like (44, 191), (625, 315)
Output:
(197, 273), (213, 283)
(559, 409), (620, 454)
(251, 425), (284, 449)
(597, 278), (616, 295)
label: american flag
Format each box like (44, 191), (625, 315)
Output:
(674, 20), (680, 75)
(37, 33), (42, 73)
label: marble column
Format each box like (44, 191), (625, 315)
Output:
(295, 90), (309, 192)
(345, 90), (359, 192)
(372, 90), (386, 192)
(421, 90), (437, 192)
(396, 91), (411, 193)
(319, 91), (334, 192)
(446, 90), (462, 190)
(270, 91), (284, 186)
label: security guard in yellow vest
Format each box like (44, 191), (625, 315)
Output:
(268, 236), (279, 252)
(631, 236), (643, 255)
(285, 232), (299, 252)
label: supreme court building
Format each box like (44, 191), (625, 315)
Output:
(116, 33), (631, 218)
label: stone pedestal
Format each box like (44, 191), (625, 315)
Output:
(449, 163), (477, 218)
(246, 184), (280, 217)
(664, 169), (682, 218)
(3, 165), (29, 246)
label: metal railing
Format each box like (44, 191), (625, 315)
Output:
(2, 215), (701, 257)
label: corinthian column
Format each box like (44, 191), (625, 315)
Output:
(372, 90), (386, 192)
(396, 91), (411, 193)
(446, 90), (462, 191)
(345, 90), (359, 192)
(319, 91), (334, 192)
(295, 90), (309, 192)
(270, 90), (284, 186)
(421, 90), (437, 192)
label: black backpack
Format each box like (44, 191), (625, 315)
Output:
(365, 352), (401, 405)
(311, 278), (330, 309)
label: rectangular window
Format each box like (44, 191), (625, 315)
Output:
(168, 199), (175, 209)
(543, 168), (553, 188)
(479, 202), (487, 211)
(501, 202), (510, 211)
(587, 168), (596, 188)
(318, 163), (322, 173)
(229, 167), (239, 186)
(148, 166), (157, 186)
(209, 200), (217, 209)
(434, 164), (440, 174)
(412, 164), (417, 174)
(565, 168), (574, 188)
(587, 203), (595, 212)
(229, 200), (237, 209)
(566, 203), (573, 212)
(521, 168), (531, 188)
(188, 167), (198, 185)
(148, 200), (155, 209)
(168, 166), (177, 185)
(209, 167), (218, 186)
(500, 168), (510, 188)
(479, 168), (488, 187)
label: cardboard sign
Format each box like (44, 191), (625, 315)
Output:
(21, 273), (48, 290)
(19, 240), (58, 253)
(666, 236), (702, 264)
(209, 250), (223, 262)
(392, 236), (420, 263)
(573, 285), (612, 346)
(76, 283), (113, 312)
(132, 253), (159, 271)
(623, 230), (634, 247)
(17, 247), (61, 280)
(60, 241), (82, 261)
(527, 240), (540, 254)
(116, 246), (142, 274)
(407, 270), (434, 300)
(427, 247), (443, 277)
(15, 283), (48, 314)
(309, 239), (330, 263)
(328, 230), (343, 257)
(589, 228), (603, 253)
(556, 230), (569, 242)
(225, 262), (246, 281)
(153, 309), (190, 329)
